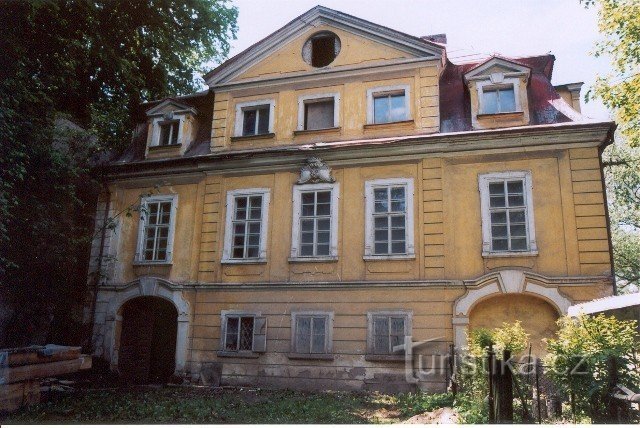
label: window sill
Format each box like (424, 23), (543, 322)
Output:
(363, 254), (416, 261)
(365, 354), (406, 362)
(482, 250), (538, 258)
(288, 256), (338, 263)
(216, 351), (260, 359)
(132, 260), (173, 267)
(363, 119), (414, 130)
(230, 133), (275, 142)
(477, 111), (524, 119)
(286, 353), (334, 361)
(293, 127), (341, 136)
(148, 143), (182, 151)
(220, 258), (267, 265)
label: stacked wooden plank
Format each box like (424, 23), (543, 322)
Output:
(0, 344), (92, 413)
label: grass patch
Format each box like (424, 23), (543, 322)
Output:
(3, 386), (435, 424)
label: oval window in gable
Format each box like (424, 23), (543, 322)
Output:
(302, 31), (341, 68)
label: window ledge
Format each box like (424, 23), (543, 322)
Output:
(477, 111), (524, 119)
(286, 353), (334, 361)
(363, 254), (416, 261)
(293, 127), (341, 136)
(216, 351), (260, 359)
(482, 250), (539, 259)
(132, 260), (173, 267)
(363, 119), (414, 130)
(220, 258), (267, 265)
(365, 354), (406, 362)
(230, 133), (275, 142)
(288, 256), (338, 263)
(148, 143), (182, 151)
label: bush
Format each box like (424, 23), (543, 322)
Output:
(544, 314), (640, 422)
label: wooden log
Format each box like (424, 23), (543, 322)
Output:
(0, 380), (40, 413)
(1, 355), (91, 385)
(6, 345), (81, 367)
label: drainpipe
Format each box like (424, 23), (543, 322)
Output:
(84, 185), (111, 353)
(599, 124), (617, 295)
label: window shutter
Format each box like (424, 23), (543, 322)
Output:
(252, 316), (267, 352)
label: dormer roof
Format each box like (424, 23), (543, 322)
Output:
(145, 98), (198, 117)
(203, 5), (445, 86)
(464, 56), (532, 81)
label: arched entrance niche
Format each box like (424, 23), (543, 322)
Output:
(453, 270), (571, 354)
(103, 277), (191, 379)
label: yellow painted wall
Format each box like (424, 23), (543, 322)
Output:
(111, 148), (611, 285)
(236, 25), (412, 81)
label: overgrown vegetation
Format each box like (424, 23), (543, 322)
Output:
(0, 0), (238, 347)
(544, 314), (640, 422)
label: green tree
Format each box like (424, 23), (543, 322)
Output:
(583, 0), (640, 147)
(0, 0), (237, 346)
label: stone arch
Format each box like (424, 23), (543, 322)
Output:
(102, 277), (191, 376)
(452, 270), (571, 350)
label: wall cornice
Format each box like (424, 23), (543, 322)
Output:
(106, 121), (614, 183)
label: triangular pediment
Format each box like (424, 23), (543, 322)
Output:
(204, 6), (444, 86)
(464, 57), (531, 80)
(146, 99), (197, 117)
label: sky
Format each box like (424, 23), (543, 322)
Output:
(223, 0), (614, 120)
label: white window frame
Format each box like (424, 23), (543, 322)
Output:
(134, 194), (178, 264)
(478, 171), (537, 257)
(364, 178), (415, 260)
(150, 115), (185, 147)
(290, 182), (340, 261)
(219, 310), (267, 355)
(289, 311), (334, 357)
(233, 99), (276, 137)
(222, 188), (270, 264)
(366, 84), (411, 125)
(366, 310), (412, 357)
(477, 77), (522, 115)
(297, 92), (340, 131)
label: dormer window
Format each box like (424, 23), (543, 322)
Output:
(481, 85), (516, 114)
(159, 120), (180, 146)
(464, 57), (531, 129)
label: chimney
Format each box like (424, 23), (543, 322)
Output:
(422, 34), (447, 45)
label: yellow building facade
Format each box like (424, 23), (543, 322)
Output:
(89, 7), (615, 392)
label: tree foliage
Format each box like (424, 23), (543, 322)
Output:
(583, 0), (640, 147)
(0, 0), (237, 347)
(544, 314), (639, 422)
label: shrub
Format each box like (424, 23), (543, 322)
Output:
(544, 313), (640, 422)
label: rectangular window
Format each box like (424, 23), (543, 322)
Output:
(159, 121), (179, 146)
(242, 105), (270, 136)
(294, 315), (328, 354)
(364, 179), (414, 259)
(373, 186), (407, 255)
(488, 179), (528, 251)
(231, 195), (263, 258)
(290, 183), (339, 260)
(222, 188), (270, 263)
(136, 195), (177, 263)
(224, 315), (255, 351)
(482, 86), (516, 114)
(479, 172), (536, 256)
(304, 99), (335, 130)
(366, 311), (411, 358)
(299, 190), (331, 257)
(373, 92), (407, 124)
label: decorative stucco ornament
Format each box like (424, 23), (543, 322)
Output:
(297, 157), (335, 184)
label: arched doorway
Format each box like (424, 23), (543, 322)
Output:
(118, 296), (177, 384)
(469, 294), (559, 357)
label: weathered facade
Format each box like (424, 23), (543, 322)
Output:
(88, 6), (615, 392)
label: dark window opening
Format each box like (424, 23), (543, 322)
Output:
(311, 35), (336, 67)
(159, 121), (179, 146)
